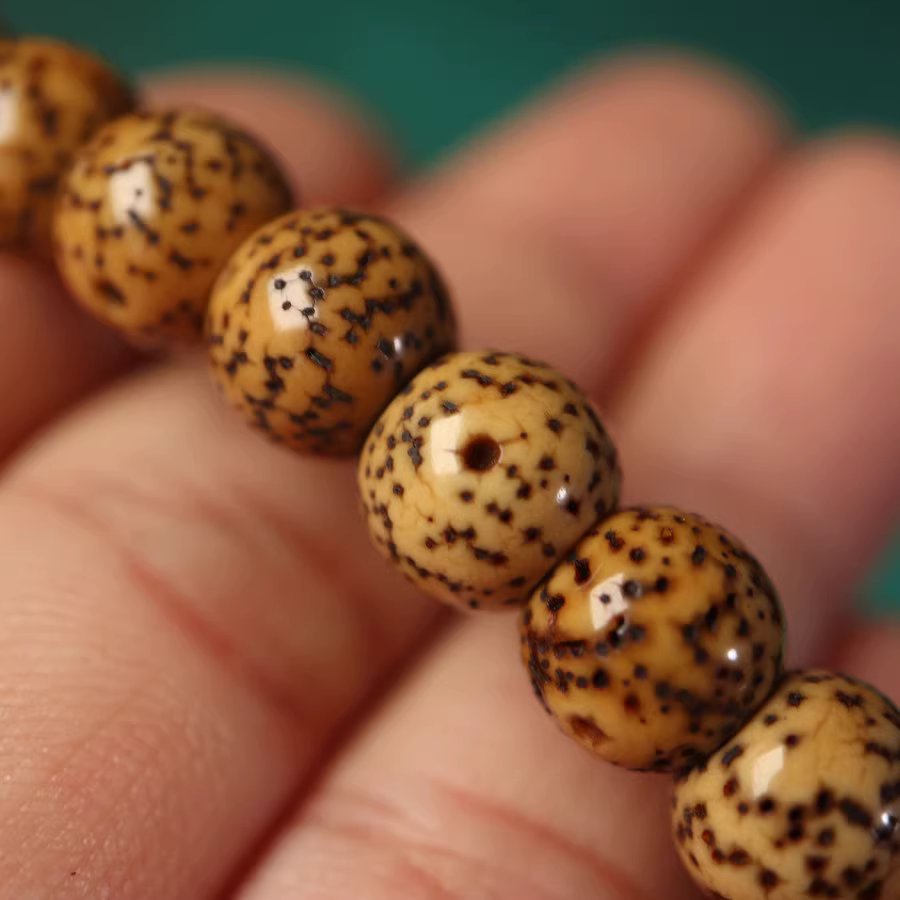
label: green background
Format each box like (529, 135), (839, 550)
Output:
(8, 1), (899, 611)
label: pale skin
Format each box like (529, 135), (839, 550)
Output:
(0, 53), (898, 899)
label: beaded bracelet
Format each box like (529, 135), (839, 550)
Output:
(2, 36), (898, 900)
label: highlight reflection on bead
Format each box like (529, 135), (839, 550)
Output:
(0, 38), (133, 252)
(360, 350), (621, 611)
(673, 671), (900, 900)
(208, 208), (456, 455)
(54, 109), (293, 342)
(521, 506), (785, 772)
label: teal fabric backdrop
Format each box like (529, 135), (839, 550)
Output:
(8, 0), (899, 610)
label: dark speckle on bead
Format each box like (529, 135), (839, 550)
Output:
(671, 670), (900, 900)
(1, 38), (135, 253)
(520, 506), (784, 772)
(361, 351), (621, 611)
(207, 209), (457, 455)
(56, 108), (293, 342)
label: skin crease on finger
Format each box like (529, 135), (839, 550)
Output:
(0, 55), (791, 899)
(235, 138), (900, 900)
(0, 72), (405, 899)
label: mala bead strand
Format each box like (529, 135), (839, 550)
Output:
(206, 208), (456, 455)
(358, 350), (621, 610)
(53, 109), (293, 342)
(0, 37), (134, 253)
(4, 32), (895, 899)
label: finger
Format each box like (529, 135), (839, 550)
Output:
(830, 622), (900, 708)
(235, 59), (789, 900)
(0, 55), (783, 900)
(0, 360), (443, 900)
(0, 257), (134, 457)
(238, 617), (699, 900)
(615, 134), (900, 662)
(236, 138), (900, 898)
(0, 69), (391, 463)
(391, 53), (784, 391)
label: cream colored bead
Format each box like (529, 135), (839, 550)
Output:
(673, 670), (900, 900)
(0, 38), (133, 253)
(54, 109), (293, 342)
(207, 208), (456, 455)
(359, 350), (621, 611)
(521, 506), (785, 771)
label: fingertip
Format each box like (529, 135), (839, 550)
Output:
(394, 48), (789, 392)
(793, 128), (900, 195)
(589, 49), (788, 139)
(142, 68), (396, 205)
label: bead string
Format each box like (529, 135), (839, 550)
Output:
(1, 34), (898, 900)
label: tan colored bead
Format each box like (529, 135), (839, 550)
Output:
(520, 506), (785, 771)
(0, 38), (133, 253)
(673, 671), (900, 900)
(359, 350), (621, 611)
(53, 109), (293, 342)
(207, 208), (456, 455)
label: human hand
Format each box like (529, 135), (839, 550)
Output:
(0, 54), (898, 898)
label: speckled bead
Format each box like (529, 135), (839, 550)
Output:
(0, 38), (133, 252)
(358, 350), (621, 611)
(53, 109), (293, 342)
(520, 506), (785, 771)
(673, 670), (900, 900)
(207, 208), (456, 455)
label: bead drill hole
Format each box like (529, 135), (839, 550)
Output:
(462, 435), (502, 472)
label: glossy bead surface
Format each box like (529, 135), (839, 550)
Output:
(520, 506), (784, 771)
(673, 670), (900, 900)
(53, 109), (293, 342)
(207, 208), (456, 455)
(0, 38), (133, 252)
(359, 350), (621, 610)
